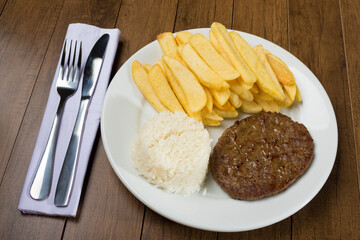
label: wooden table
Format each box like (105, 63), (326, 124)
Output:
(1, 0), (359, 239)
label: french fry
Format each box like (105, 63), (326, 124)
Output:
(148, 64), (184, 113)
(211, 22), (256, 86)
(275, 84), (296, 107)
(177, 44), (184, 55)
(265, 51), (295, 86)
(157, 32), (178, 58)
(229, 91), (242, 108)
(156, 59), (165, 71)
(209, 29), (231, 64)
(189, 111), (202, 122)
(133, 23), (304, 122)
(229, 32), (285, 102)
(236, 77), (253, 89)
(163, 62), (202, 121)
(253, 45), (279, 85)
(162, 62), (185, 103)
(254, 88), (274, 101)
(210, 88), (231, 106)
(250, 84), (259, 94)
(180, 43), (230, 90)
(201, 108), (223, 121)
(240, 100), (262, 114)
(176, 45), (188, 68)
(263, 48), (297, 94)
(213, 107), (239, 118)
(265, 48), (290, 69)
(276, 93), (292, 107)
(176, 56), (186, 66)
(213, 100), (235, 111)
(143, 64), (152, 72)
(228, 80), (254, 102)
(131, 61), (168, 112)
(175, 31), (193, 45)
(264, 49), (282, 64)
(283, 83), (297, 103)
(255, 98), (280, 113)
(295, 85), (302, 102)
(189, 33), (240, 81)
(271, 81), (297, 107)
(202, 118), (221, 126)
(203, 87), (213, 113)
(163, 56), (207, 112)
(157, 32), (186, 65)
(253, 44), (297, 107)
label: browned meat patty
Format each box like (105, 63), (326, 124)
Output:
(211, 112), (314, 200)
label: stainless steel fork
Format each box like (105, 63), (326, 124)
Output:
(30, 40), (82, 200)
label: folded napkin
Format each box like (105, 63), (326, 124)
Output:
(18, 24), (120, 217)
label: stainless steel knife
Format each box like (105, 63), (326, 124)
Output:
(54, 34), (109, 207)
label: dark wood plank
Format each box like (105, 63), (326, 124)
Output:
(232, 0), (288, 48)
(0, 0), (63, 182)
(289, 0), (360, 239)
(0, 0), (7, 15)
(340, 0), (360, 190)
(213, 0), (234, 27)
(0, 99), (66, 239)
(219, 0), (291, 238)
(220, 221), (291, 240)
(0, 0), (66, 238)
(174, 0), (233, 32)
(140, 0), (229, 238)
(0, 119), (65, 239)
(143, 208), (216, 240)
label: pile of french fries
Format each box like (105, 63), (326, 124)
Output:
(131, 22), (301, 126)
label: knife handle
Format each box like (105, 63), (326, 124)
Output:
(54, 98), (90, 207)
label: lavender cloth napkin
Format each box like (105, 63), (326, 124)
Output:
(18, 24), (120, 217)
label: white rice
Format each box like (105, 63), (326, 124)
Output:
(131, 111), (212, 195)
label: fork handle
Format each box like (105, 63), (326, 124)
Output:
(30, 101), (65, 200)
(54, 98), (90, 207)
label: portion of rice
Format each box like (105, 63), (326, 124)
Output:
(132, 111), (212, 195)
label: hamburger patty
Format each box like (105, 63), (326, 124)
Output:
(211, 112), (314, 200)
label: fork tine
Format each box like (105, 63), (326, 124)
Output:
(74, 42), (82, 83)
(64, 40), (72, 81)
(59, 40), (67, 79)
(69, 41), (77, 81)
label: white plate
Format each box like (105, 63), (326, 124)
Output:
(100, 28), (338, 232)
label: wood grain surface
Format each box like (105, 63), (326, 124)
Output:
(0, 0), (359, 239)
(340, 0), (360, 190)
(289, 0), (359, 239)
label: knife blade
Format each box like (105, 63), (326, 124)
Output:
(54, 34), (109, 207)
